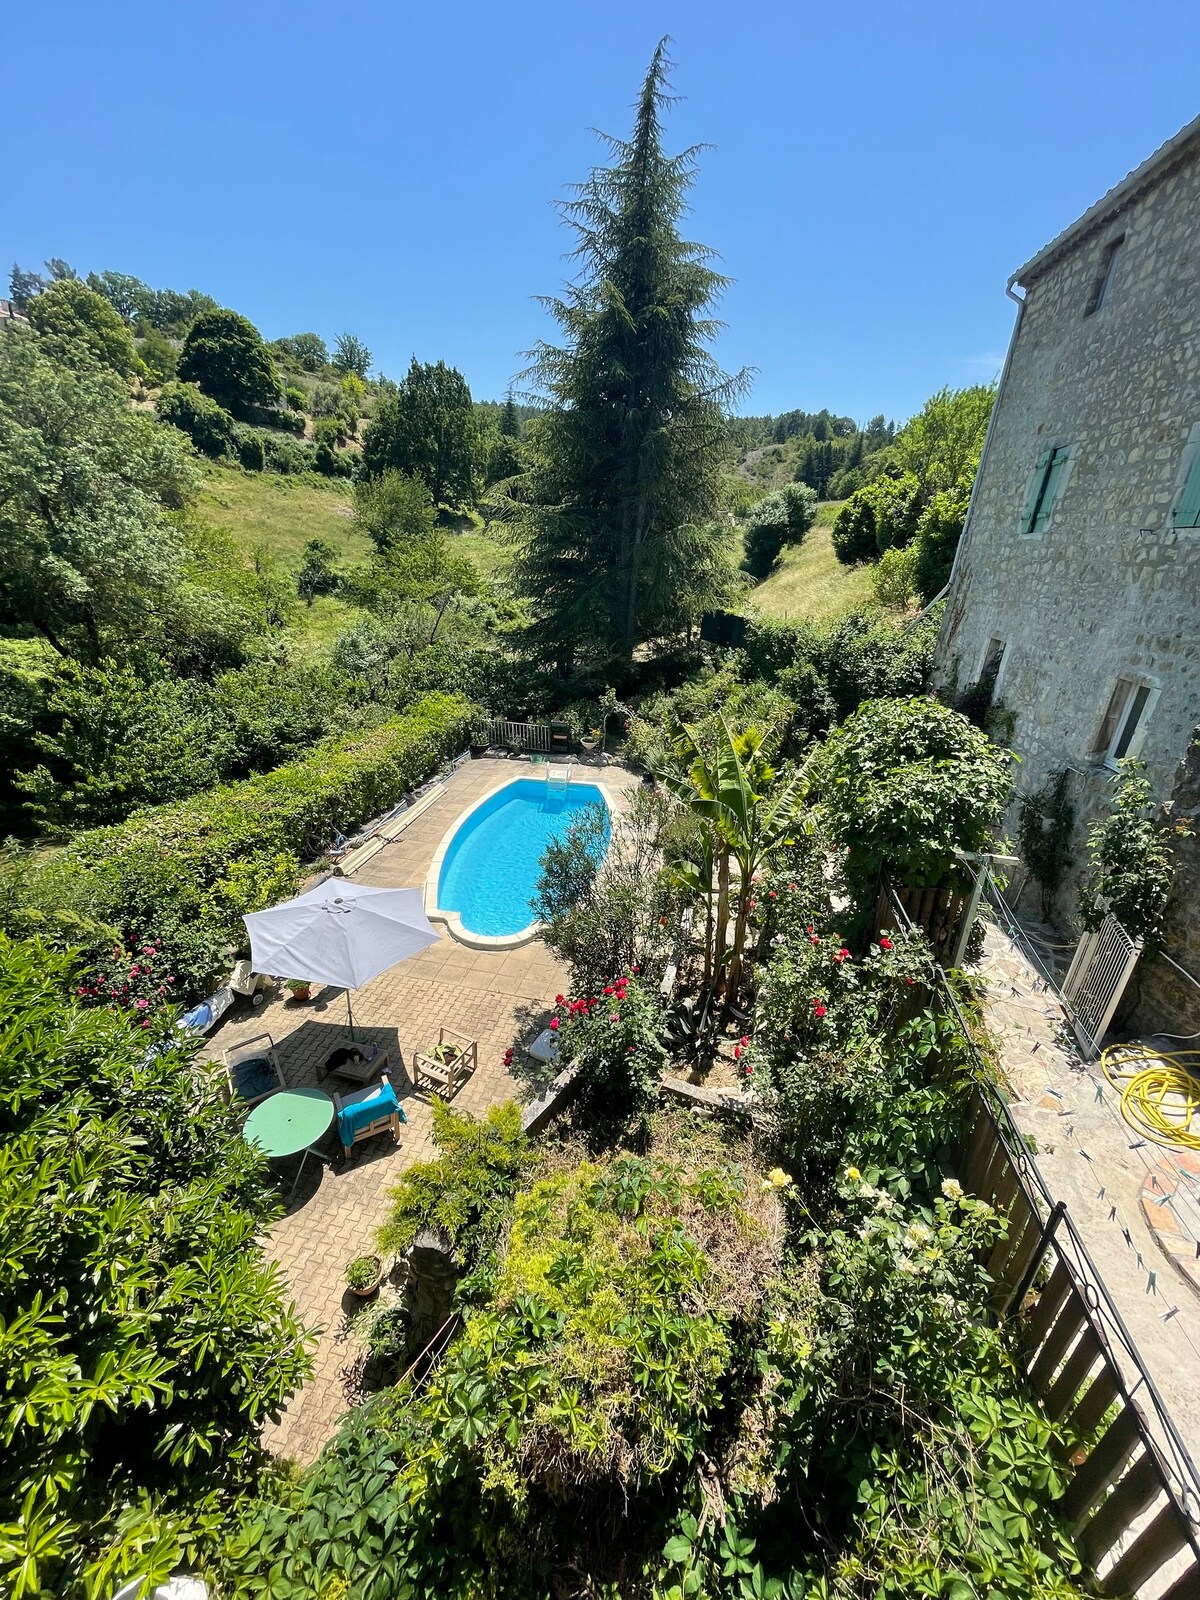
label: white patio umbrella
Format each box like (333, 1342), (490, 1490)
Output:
(242, 879), (439, 1036)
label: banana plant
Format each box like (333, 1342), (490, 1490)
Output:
(657, 716), (813, 1013)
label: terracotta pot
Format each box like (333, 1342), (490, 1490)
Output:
(347, 1256), (383, 1297)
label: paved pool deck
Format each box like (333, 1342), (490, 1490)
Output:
(202, 755), (637, 1465)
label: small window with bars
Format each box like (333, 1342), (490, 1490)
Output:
(1092, 677), (1157, 768)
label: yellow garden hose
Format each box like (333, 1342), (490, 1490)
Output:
(1100, 1046), (1200, 1151)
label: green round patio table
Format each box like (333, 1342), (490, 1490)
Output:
(244, 1088), (335, 1194)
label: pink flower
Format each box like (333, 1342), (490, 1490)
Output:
(548, 1016), (560, 1031)
(739, 1035), (750, 1047)
(609, 1013), (619, 1023)
(748, 898), (756, 910)
(140, 1019), (152, 1029)
(631, 965), (640, 974)
(768, 890), (777, 900)
(128, 965), (140, 978)
(136, 999), (149, 1011)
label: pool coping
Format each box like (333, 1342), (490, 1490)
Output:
(424, 767), (616, 951)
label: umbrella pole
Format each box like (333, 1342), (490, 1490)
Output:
(346, 990), (356, 1042)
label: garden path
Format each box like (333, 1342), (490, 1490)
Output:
(202, 755), (636, 1465)
(976, 914), (1200, 1468)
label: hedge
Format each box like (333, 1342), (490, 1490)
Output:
(58, 692), (472, 995)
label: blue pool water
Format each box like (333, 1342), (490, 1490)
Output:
(437, 778), (609, 937)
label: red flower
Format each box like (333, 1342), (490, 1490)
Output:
(789, 883), (797, 892)
(834, 947), (850, 964)
(733, 1045), (742, 1060)
(904, 977), (915, 986)
(810, 936), (820, 947)
(549, 1016), (560, 1030)
(806, 925), (815, 934)
(739, 1035), (750, 1047)
(631, 965), (640, 974)
(503, 1047), (514, 1065)
(604, 986), (615, 995)
(743, 1063), (753, 1076)
(555, 994), (565, 1005)
(879, 936), (893, 950)
(768, 889), (777, 899)
(813, 1001), (827, 1018)
(748, 898), (756, 910)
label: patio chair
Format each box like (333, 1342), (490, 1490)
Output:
(413, 1027), (479, 1099)
(222, 1032), (286, 1108)
(333, 1070), (405, 1159)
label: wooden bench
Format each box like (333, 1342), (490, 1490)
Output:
(413, 1028), (479, 1099)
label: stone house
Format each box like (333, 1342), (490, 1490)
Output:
(934, 112), (1200, 1032)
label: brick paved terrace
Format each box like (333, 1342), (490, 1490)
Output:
(202, 755), (636, 1464)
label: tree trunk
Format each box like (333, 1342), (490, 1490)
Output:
(712, 848), (731, 1003)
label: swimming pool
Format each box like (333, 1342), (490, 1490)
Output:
(431, 777), (609, 942)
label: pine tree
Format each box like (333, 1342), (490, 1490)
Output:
(509, 40), (745, 663)
(499, 391), (521, 438)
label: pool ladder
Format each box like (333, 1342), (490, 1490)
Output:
(546, 763), (573, 798)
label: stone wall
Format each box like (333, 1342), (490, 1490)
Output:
(935, 137), (1200, 1029)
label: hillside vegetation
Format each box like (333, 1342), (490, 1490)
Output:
(747, 501), (875, 622)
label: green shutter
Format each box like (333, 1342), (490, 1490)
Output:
(1176, 451), (1200, 529)
(1032, 447), (1067, 532)
(1022, 450), (1052, 532)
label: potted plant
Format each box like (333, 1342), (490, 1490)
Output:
(579, 727), (600, 754)
(346, 1253), (383, 1297)
(470, 722), (490, 758)
(285, 978), (313, 1002)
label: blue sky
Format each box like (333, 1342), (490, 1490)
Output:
(3, 1), (1198, 423)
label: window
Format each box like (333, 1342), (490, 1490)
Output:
(1092, 676), (1158, 768)
(979, 637), (1007, 701)
(1172, 428), (1200, 530)
(1084, 235), (1124, 316)
(1021, 446), (1071, 535)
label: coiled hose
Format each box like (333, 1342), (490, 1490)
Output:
(1100, 1045), (1200, 1150)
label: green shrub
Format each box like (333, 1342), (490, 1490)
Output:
(378, 1099), (529, 1284)
(260, 432), (311, 474)
(872, 543), (919, 610)
(285, 384), (308, 412)
(912, 488), (969, 601)
(236, 425), (266, 472)
(0, 934), (313, 1599)
(815, 695), (1013, 904)
(35, 693), (472, 993)
(741, 483), (818, 579)
(156, 379), (237, 458)
(831, 491), (878, 564)
(1078, 759), (1178, 947)
(137, 324), (178, 385)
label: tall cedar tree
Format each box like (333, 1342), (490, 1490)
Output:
(510, 41), (745, 664)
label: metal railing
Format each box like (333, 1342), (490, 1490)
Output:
(883, 883), (1200, 1596)
(486, 718), (553, 752)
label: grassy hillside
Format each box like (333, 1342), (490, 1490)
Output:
(747, 501), (877, 623)
(198, 463), (369, 563)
